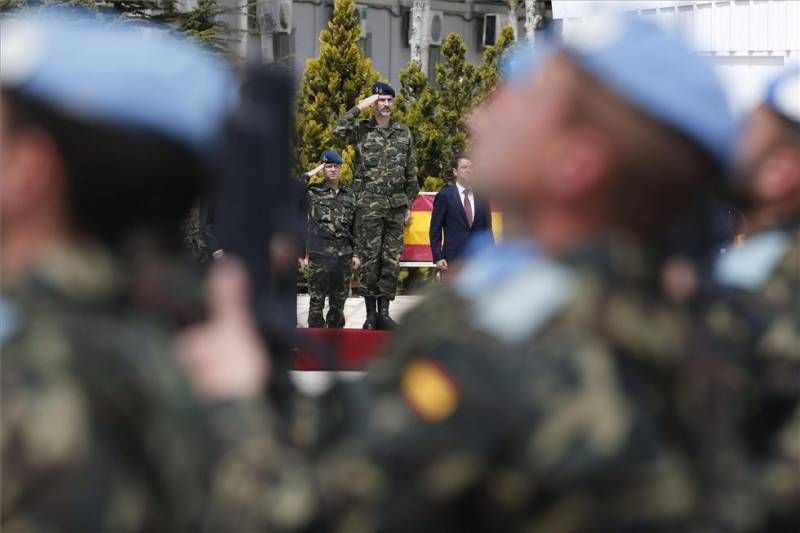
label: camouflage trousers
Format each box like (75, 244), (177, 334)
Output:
(355, 206), (405, 300)
(181, 206), (210, 262)
(308, 254), (352, 328)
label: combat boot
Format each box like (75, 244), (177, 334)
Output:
(308, 312), (325, 328)
(377, 297), (397, 330)
(362, 297), (378, 330)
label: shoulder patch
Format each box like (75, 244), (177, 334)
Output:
(714, 230), (790, 291)
(401, 358), (460, 423)
(456, 245), (576, 344)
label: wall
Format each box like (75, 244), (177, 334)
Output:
(553, 0), (800, 113)
(292, 1), (507, 86)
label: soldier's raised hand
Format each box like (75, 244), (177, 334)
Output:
(176, 259), (269, 401)
(307, 163), (325, 177)
(357, 94), (380, 111)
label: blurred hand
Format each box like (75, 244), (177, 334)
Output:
(177, 260), (269, 401)
(404, 210), (412, 224)
(435, 259), (448, 271)
(351, 256), (361, 270)
(270, 233), (299, 271)
(357, 94), (380, 110)
(307, 163), (325, 177)
(212, 249), (225, 260)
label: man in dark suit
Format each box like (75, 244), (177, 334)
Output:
(429, 154), (494, 272)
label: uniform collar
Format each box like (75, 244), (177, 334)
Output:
(368, 116), (400, 133)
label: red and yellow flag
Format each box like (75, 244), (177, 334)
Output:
(401, 192), (503, 263)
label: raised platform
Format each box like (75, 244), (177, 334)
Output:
(296, 294), (420, 328)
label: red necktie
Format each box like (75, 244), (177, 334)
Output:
(463, 189), (473, 227)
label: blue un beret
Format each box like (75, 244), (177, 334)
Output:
(504, 14), (736, 170)
(320, 150), (343, 164)
(764, 64), (800, 125)
(0, 11), (236, 151)
(372, 82), (395, 98)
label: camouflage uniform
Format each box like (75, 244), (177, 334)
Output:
(295, 237), (739, 533)
(0, 247), (286, 533)
(305, 176), (357, 328)
(711, 221), (800, 532)
(182, 205), (210, 262)
(334, 106), (419, 300)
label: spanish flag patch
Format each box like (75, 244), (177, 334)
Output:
(401, 358), (460, 423)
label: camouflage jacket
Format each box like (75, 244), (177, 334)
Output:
(0, 245), (282, 533)
(289, 236), (745, 533)
(304, 177), (356, 257)
(333, 107), (419, 210)
(711, 220), (800, 532)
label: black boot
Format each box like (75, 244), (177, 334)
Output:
(308, 312), (325, 328)
(362, 297), (378, 330)
(377, 297), (397, 330)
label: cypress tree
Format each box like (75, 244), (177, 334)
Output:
(433, 33), (479, 186)
(295, 0), (380, 185)
(394, 61), (443, 191)
(475, 25), (516, 105)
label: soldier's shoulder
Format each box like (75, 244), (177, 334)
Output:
(714, 229), (793, 291)
(453, 243), (579, 345)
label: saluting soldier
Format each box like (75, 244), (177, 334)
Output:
(334, 82), (419, 330)
(302, 150), (360, 328)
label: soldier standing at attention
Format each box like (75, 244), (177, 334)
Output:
(301, 150), (360, 328)
(334, 82), (419, 330)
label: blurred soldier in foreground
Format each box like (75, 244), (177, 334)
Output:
(334, 82), (419, 330)
(317, 15), (742, 532)
(713, 65), (800, 532)
(0, 13), (274, 532)
(301, 150), (360, 328)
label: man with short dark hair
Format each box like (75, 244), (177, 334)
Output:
(429, 153), (493, 272)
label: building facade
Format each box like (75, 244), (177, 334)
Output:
(218, 0), (551, 87)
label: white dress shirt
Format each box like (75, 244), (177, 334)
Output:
(455, 181), (474, 214)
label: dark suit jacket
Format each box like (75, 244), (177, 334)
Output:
(429, 184), (493, 264)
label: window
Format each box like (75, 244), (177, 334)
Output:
(359, 32), (372, 58)
(273, 29), (296, 66)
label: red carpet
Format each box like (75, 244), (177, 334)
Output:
(293, 327), (389, 370)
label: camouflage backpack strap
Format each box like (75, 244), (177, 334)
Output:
(455, 242), (577, 344)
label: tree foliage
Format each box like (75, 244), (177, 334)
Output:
(0, 0), (230, 52)
(394, 61), (441, 190)
(295, 0), (380, 185)
(475, 25), (517, 104)
(396, 32), (482, 191)
(432, 33), (479, 188)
